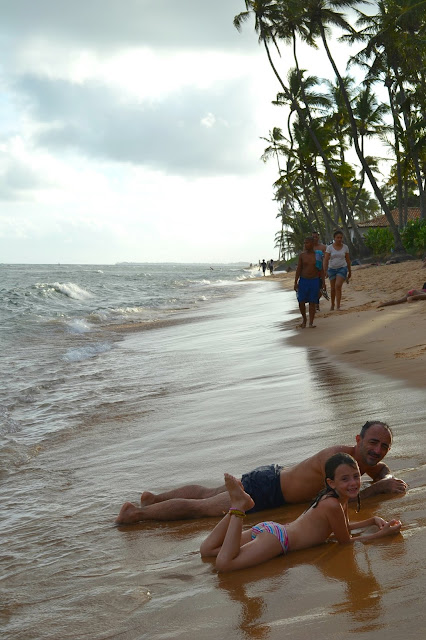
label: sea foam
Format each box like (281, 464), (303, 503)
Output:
(63, 343), (112, 362)
(52, 282), (92, 300)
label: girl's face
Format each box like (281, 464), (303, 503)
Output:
(327, 463), (361, 500)
(334, 233), (343, 244)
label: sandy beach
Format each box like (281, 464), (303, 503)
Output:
(3, 264), (426, 640)
(274, 259), (426, 389)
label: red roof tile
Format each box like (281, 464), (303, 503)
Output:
(357, 208), (421, 228)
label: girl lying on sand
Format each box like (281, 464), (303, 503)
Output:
(200, 453), (401, 572)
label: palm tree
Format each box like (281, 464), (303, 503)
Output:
(303, 0), (406, 250)
(234, 2), (362, 247)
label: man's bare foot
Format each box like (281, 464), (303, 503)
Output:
(141, 491), (157, 506)
(224, 473), (255, 512)
(115, 502), (144, 524)
(299, 320), (307, 328)
(330, 305), (335, 311)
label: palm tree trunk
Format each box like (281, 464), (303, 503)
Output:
(386, 82), (404, 228)
(262, 39), (356, 241)
(319, 25), (405, 252)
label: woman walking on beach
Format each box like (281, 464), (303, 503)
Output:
(200, 453), (401, 572)
(323, 230), (351, 310)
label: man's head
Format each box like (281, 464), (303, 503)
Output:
(355, 421), (392, 467)
(304, 236), (314, 251)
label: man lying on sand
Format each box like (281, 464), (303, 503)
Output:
(116, 421), (407, 524)
(378, 283), (426, 307)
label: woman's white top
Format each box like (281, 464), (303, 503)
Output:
(326, 243), (349, 269)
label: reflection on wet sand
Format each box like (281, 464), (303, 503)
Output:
(210, 540), (389, 639)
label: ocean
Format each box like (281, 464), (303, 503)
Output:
(1, 263), (425, 640)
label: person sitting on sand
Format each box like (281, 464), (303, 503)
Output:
(294, 236), (326, 328)
(115, 421), (407, 524)
(377, 283), (426, 307)
(199, 454), (402, 572)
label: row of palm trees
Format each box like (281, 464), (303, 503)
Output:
(234, 0), (425, 258)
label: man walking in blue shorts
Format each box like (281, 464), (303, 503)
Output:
(294, 236), (326, 328)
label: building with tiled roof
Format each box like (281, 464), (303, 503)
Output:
(349, 208), (421, 240)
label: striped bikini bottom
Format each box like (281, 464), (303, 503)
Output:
(251, 521), (289, 555)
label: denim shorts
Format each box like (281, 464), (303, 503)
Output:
(328, 266), (348, 280)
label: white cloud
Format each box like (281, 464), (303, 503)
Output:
(0, 0), (375, 264)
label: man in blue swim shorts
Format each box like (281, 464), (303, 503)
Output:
(116, 421), (408, 523)
(294, 236), (326, 328)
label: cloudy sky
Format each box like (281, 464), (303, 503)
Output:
(0, 0), (359, 264)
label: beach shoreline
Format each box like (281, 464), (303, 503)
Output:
(266, 260), (426, 389)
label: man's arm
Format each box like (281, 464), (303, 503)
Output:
(319, 264), (326, 291)
(359, 463), (407, 498)
(294, 255), (302, 291)
(323, 250), (330, 277)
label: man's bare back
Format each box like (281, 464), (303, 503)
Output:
(280, 445), (364, 502)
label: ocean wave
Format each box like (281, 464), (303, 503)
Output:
(63, 343), (112, 362)
(67, 319), (92, 334)
(0, 408), (22, 434)
(35, 282), (92, 300)
(212, 279), (241, 287)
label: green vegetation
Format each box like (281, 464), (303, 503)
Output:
(364, 227), (395, 258)
(401, 219), (426, 255)
(234, 1), (426, 258)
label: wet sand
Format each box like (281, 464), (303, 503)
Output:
(274, 259), (426, 388)
(3, 279), (426, 639)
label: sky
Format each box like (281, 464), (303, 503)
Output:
(0, 0), (371, 264)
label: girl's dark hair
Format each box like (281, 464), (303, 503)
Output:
(333, 229), (344, 238)
(309, 453), (361, 512)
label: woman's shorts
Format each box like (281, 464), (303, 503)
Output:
(328, 266), (348, 280)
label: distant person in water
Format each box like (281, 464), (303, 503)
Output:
(115, 421), (407, 524)
(294, 236), (325, 328)
(378, 283), (426, 307)
(200, 455), (402, 572)
(323, 229), (351, 310)
(269, 259), (274, 275)
(261, 259), (267, 276)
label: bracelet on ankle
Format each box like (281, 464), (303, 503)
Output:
(228, 508), (246, 518)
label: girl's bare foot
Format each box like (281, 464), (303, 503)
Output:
(299, 320), (307, 328)
(308, 324), (316, 328)
(141, 491), (157, 506)
(330, 305), (335, 311)
(115, 502), (144, 524)
(224, 473), (255, 512)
